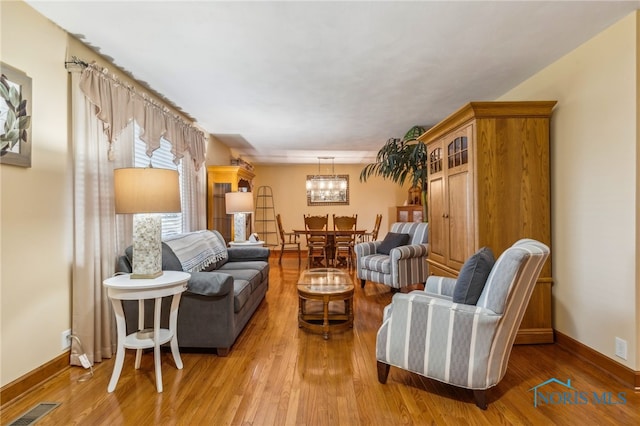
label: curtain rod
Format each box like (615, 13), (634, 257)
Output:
(63, 56), (198, 124)
(64, 56), (89, 68)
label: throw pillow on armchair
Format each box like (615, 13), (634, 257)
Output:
(376, 232), (410, 255)
(453, 247), (495, 305)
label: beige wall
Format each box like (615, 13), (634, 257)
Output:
(252, 164), (409, 245)
(1, 1), (72, 386)
(498, 11), (639, 369)
(206, 135), (233, 166)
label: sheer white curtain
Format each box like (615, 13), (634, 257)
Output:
(181, 150), (207, 232)
(69, 66), (133, 365)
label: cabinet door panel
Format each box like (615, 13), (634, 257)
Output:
(428, 176), (445, 264)
(447, 170), (471, 268)
(213, 183), (232, 242)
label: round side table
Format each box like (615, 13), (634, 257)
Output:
(103, 270), (190, 393)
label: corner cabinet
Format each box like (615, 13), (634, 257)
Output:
(396, 205), (424, 223)
(206, 166), (255, 243)
(419, 101), (556, 344)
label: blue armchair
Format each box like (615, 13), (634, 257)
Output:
(376, 239), (550, 409)
(355, 222), (429, 290)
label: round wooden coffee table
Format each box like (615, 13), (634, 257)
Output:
(297, 268), (354, 339)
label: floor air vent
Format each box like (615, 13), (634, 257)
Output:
(7, 402), (60, 426)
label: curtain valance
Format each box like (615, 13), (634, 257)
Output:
(79, 63), (206, 170)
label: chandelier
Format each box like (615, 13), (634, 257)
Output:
(306, 157), (349, 205)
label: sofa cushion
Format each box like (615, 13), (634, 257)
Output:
(361, 254), (392, 274)
(203, 256), (228, 271)
(453, 247), (495, 305)
(233, 279), (253, 312)
(390, 222), (428, 245)
(227, 246), (270, 262)
(377, 232), (410, 255)
(218, 268), (264, 293)
(218, 261), (269, 283)
(161, 243), (185, 270)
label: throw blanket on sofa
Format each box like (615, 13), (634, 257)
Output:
(164, 230), (228, 272)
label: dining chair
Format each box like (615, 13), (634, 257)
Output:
(276, 214), (301, 264)
(360, 214), (382, 242)
(333, 214), (357, 268)
(303, 214), (329, 268)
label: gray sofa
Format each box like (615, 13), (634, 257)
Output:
(115, 230), (269, 356)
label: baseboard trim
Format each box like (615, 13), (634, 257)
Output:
(0, 351), (70, 409)
(555, 330), (640, 390)
(514, 328), (554, 345)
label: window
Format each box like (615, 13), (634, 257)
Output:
(447, 136), (468, 168)
(134, 124), (183, 237)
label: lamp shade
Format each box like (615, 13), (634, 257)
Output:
(225, 191), (254, 214)
(114, 167), (181, 214)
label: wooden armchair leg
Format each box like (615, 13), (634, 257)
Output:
(377, 361), (390, 384)
(360, 279), (366, 288)
(473, 390), (488, 410)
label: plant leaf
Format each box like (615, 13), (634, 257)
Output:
(17, 99), (27, 116)
(360, 129), (428, 191)
(18, 115), (31, 130)
(5, 109), (16, 132)
(403, 125), (426, 141)
(0, 83), (9, 102)
(5, 129), (19, 142)
(0, 74), (9, 90)
(8, 86), (20, 108)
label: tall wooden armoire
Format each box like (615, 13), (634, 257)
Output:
(419, 101), (556, 344)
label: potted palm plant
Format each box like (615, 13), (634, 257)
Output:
(360, 125), (428, 221)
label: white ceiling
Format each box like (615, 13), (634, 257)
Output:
(27, 1), (640, 164)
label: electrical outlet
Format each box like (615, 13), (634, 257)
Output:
(615, 337), (627, 360)
(61, 329), (71, 350)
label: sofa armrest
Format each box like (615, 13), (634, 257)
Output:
(389, 243), (429, 260)
(227, 246), (270, 262)
(187, 272), (234, 296)
(355, 241), (381, 257)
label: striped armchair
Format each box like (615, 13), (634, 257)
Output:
(355, 222), (429, 290)
(376, 239), (550, 409)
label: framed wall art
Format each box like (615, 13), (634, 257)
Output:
(1, 62), (32, 167)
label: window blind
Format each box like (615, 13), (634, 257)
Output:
(134, 123), (183, 237)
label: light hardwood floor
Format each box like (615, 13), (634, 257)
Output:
(2, 253), (639, 425)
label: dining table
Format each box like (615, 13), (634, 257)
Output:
(293, 229), (367, 266)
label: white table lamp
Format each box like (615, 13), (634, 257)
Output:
(225, 191), (254, 242)
(114, 167), (181, 279)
